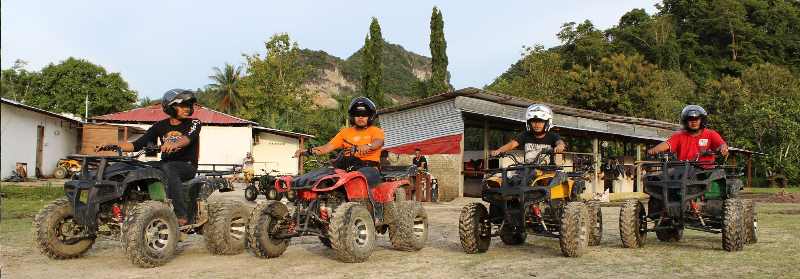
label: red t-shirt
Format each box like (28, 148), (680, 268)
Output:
(666, 129), (726, 164)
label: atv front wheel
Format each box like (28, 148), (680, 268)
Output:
(389, 201), (428, 251)
(499, 224), (526, 246)
(619, 200), (647, 248)
(722, 199), (745, 252)
(122, 201), (179, 268)
(34, 197), (95, 259)
(329, 202), (376, 263)
(459, 202), (491, 253)
(247, 201), (290, 258)
(559, 202), (588, 257)
(244, 186), (258, 202)
(586, 201), (603, 246)
(742, 199), (757, 244)
(205, 200), (249, 255)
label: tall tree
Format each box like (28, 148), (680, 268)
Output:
(25, 57), (137, 117)
(239, 33), (311, 130)
(361, 17), (386, 106)
(207, 63), (244, 114)
(429, 6), (449, 95)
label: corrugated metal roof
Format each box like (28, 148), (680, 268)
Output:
(91, 104), (257, 125)
(1, 97), (83, 124)
(380, 99), (463, 148)
(379, 88), (681, 131)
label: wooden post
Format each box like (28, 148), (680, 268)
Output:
(747, 153), (753, 188)
(635, 143), (643, 192)
(123, 126), (128, 141)
(592, 138), (600, 195)
(483, 120), (489, 170)
(299, 137), (305, 175)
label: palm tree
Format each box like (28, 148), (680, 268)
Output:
(208, 63), (244, 114)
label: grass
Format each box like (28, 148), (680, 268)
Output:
(1, 185), (65, 219)
(1, 185), (67, 250)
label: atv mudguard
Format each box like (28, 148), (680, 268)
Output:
(312, 171), (370, 201)
(64, 168), (167, 229)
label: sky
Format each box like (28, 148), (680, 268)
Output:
(1, 0), (660, 99)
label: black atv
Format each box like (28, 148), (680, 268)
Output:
(33, 145), (249, 268)
(459, 150), (601, 257)
(244, 169), (284, 202)
(619, 151), (757, 251)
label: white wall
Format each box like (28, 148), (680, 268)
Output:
(196, 126), (252, 170)
(251, 132), (300, 175)
(1, 103), (80, 178)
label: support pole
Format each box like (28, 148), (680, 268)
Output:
(635, 143), (643, 192)
(592, 138), (600, 195)
(747, 153), (753, 188)
(483, 120), (489, 171)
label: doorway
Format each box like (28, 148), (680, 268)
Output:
(36, 125), (44, 177)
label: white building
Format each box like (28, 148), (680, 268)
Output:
(1, 98), (82, 178)
(91, 104), (313, 175)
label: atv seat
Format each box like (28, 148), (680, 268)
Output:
(380, 165), (414, 181)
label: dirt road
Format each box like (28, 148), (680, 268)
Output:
(2, 188), (799, 279)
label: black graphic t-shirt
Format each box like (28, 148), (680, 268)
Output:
(133, 118), (202, 164)
(412, 156), (428, 170)
(514, 131), (560, 164)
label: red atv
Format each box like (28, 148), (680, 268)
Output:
(245, 146), (429, 263)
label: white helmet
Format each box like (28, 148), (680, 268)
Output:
(525, 104), (553, 132)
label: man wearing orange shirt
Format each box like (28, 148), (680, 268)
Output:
(294, 97), (384, 187)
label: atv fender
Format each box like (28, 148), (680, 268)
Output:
(371, 179), (410, 203)
(313, 172), (369, 201)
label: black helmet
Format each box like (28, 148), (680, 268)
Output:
(162, 89), (197, 118)
(348, 97), (377, 126)
(680, 105), (707, 131)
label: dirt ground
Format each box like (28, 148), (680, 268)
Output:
(2, 187), (800, 279)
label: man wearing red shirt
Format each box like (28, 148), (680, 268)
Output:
(647, 105), (729, 163)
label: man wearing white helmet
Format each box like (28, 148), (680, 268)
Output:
(490, 104), (566, 163)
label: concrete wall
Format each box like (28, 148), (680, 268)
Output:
(386, 146), (464, 202)
(197, 126), (252, 169)
(1, 103), (79, 178)
(120, 124), (253, 169)
(252, 132), (301, 175)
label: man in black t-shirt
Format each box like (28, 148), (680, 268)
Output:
(490, 104), (565, 164)
(97, 89), (201, 225)
(412, 148), (428, 171)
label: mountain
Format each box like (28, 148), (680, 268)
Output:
(299, 43), (434, 108)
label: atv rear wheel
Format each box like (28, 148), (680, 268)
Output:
(329, 202), (376, 263)
(655, 220), (683, 242)
(53, 167), (68, 179)
(499, 224), (526, 245)
(244, 186), (258, 202)
(389, 201), (428, 251)
(722, 199), (745, 252)
(742, 199), (758, 244)
(559, 202), (588, 257)
(204, 200), (249, 255)
(619, 200), (647, 248)
(122, 201), (179, 268)
(34, 197), (95, 259)
(247, 201), (290, 258)
(459, 202), (491, 253)
(586, 201), (603, 246)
